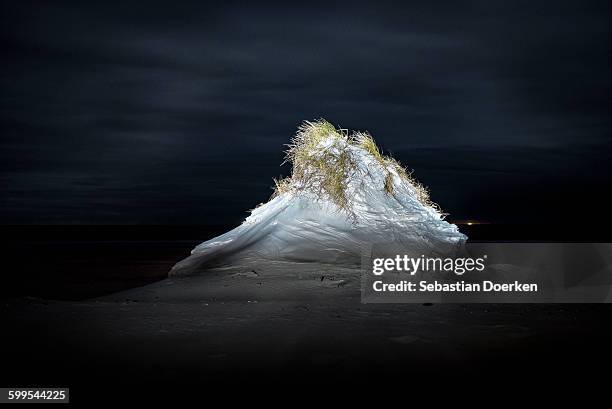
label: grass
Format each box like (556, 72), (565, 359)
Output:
(354, 131), (383, 162)
(383, 172), (394, 195)
(271, 176), (292, 198)
(282, 119), (356, 212)
(355, 132), (443, 213)
(383, 156), (445, 215)
(273, 119), (444, 217)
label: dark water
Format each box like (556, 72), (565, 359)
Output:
(2, 225), (230, 300)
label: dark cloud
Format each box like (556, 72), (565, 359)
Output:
(2, 0), (611, 224)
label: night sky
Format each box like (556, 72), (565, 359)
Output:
(2, 0), (611, 225)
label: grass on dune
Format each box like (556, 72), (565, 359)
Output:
(354, 130), (442, 212)
(272, 119), (443, 216)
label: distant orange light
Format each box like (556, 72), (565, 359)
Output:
(467, 222), (473, 226)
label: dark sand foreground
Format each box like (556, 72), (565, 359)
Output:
(3, 261), (612, 402)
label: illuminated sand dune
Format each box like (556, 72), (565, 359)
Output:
(170, 120), (466, 276)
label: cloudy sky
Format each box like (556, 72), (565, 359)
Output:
(2, 0), (611, 224)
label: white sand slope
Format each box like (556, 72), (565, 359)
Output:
(170, 121), (466, 276)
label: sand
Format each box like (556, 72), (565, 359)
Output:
(2, 262), (611, 402)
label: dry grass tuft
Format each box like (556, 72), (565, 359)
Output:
(283, 119), (356, 213)
(271, 176), (292, 199)
(384, 157), (445, 215)
(354, 132), (383, 162)
(383, 172), (394, 195)
(271, 119), (444, 216)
